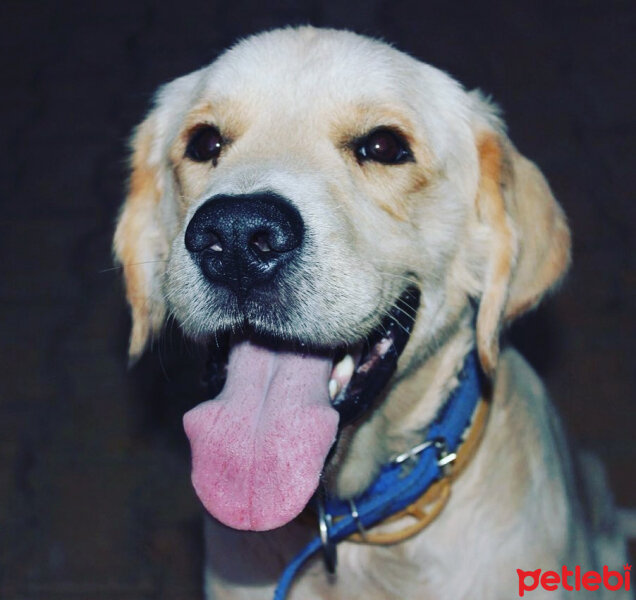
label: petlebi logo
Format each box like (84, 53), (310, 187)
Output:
(517, 564), (631, 596)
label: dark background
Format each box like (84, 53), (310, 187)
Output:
(1, 1), (633, 598)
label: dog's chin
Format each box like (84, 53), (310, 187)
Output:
(182, 286), (420, 531)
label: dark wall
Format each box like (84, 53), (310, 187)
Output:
(1, 1), (633, 597)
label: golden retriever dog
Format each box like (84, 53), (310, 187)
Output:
(114, 27), (628, 599)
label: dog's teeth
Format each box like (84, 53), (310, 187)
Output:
(333, 354), (355, 382)
(329, 354), (355, 400)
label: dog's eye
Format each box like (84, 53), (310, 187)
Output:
(185, 125), (224, 163)
(355, 128), (412, 165)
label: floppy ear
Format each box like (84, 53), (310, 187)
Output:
(113, 112), (169, 361)
(474, 130), (571, 376)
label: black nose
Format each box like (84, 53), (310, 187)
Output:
(185, 192), (304, 293)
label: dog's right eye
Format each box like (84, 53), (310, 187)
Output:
(355, 128), (413, 165)
(185, 125), (224, 163)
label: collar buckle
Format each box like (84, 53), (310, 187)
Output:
(392, 437), (457, 475)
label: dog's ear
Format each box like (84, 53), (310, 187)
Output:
(113, 110), (169, 362)
(473, 110), (571, 376)
(114, 71), (203, 361)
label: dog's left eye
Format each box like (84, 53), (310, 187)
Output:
(355, 128), (412, 165)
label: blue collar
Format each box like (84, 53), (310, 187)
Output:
(273, 349), (484, 600)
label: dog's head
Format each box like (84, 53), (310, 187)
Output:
(114, 27), (570, 531)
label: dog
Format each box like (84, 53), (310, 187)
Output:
(114, 27), (628, 599)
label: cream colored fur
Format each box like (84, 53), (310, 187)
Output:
(114, 27), (627, 599)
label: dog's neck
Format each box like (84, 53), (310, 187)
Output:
(331, 324), (476, 499)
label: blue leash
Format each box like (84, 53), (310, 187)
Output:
(273, 350), (483, 600)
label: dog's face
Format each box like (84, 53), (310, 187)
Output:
(114, 27), (570, 531)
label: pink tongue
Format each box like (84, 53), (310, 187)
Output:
(183, 340), (339, 531)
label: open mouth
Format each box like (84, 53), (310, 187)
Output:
(329, 286), (420, 427)
(183, 286), (420, 531)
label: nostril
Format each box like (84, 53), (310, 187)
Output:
(250, 231), (273, 254)
(185, 226), (224, 254)
(208, 232), (223, 252)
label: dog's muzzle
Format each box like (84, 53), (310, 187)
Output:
(181, 191), (421, 534)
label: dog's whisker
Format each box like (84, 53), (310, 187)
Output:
(376, 305), (412, 338)
(393, 296), (419, 317)
(99, 265), (124, 274)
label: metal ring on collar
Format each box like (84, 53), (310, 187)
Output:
(348, 499), (367, 539)
(316, 493), (337, 574)
(432, 438), (457, 475)
(392, 440), (435, 465)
